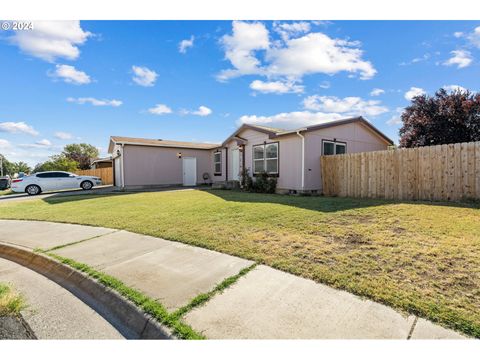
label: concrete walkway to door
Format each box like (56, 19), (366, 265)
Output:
(0, 220), (468, 339)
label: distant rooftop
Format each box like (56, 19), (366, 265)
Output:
(109, 136), (221, 151)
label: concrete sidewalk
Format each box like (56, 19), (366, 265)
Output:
(0, 219), (467, 339)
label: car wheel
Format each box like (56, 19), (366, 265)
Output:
(81, 180), (93, 190)
(26, 185), (41, 196)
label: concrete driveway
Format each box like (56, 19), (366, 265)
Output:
(0, 185), (114, 202)
(0, 219), (468, 339)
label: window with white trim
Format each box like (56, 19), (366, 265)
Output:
(323, 140), (346, 155)
(252, 143), (278, 174)
(213, 151), (222, 175)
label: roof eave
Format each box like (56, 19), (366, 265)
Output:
(108, 139), (220, 151)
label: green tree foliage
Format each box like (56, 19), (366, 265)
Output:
(0, 155), (32, 176)
(62, 143), (99, 170)
(33, 155), (78, 173)
(400, 88), (480, 147)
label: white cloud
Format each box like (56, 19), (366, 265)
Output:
(387, 107), (404, 126)
(19, 142), (59, 150)
(0, 139), (11, 149)
(35, 139), (52, 147)
(67, 97), (122, 107)
(132, 66), (158, 87)
(218, 21), (376, 90)
(179, 36), (194, 53)
(454, 31), (464, 38)
(192, 106), (212, 116)
(319, 81), (330, 89)
(0, 121), (39, 136)
(181, 106), (213, 116)
(466, 26), (480, 48)
(399, 53), (431, 66)
(9, 21), (91, 62)
(217, 21), (270, 81)
(303, 95), (388, 117)
(404, 87), (426, 101)
(370, 88), (385, 96)
(273, 21), (311, 41)
(443, 50), (473, 69)
(266, 32), (376, 80)
(238, 111), (344, 129)
(443, 84), (467, 93)
(54, 131), (73, 140)
(50, 64), (91, 85)
(249, 79), (304, 94)
(148, 104), (172, 115)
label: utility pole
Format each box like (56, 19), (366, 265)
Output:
(0, 155), (3, 177)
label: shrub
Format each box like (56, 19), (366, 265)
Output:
(240, 168), (277, 194)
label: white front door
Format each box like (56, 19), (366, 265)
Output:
(231, 148), (240, 181)
(182, 157), (197, 186)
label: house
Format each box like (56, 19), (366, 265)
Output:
(91, 156), (113, 169)
(108, 116), (393, 193)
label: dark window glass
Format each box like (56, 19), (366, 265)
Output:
(265, 143), (278, 159)
(253, 145), (264, 160)
(323, 142), (335, 155)
(335, 144), (346, 155)
(36, 173), (52, 178)
(213, 151), (222, 174)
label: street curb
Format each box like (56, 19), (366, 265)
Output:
(0, 242), (175, 339)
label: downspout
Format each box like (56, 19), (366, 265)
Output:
(224, 147), (229, 182)
(296, 131), (305, 191)
(120, 143), (125, 190)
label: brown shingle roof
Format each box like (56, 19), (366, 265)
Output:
(109, 136), (221, 151)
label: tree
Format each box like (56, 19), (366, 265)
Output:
(0, 155), (31, 176)
(33, 155), (78, 173)
(62, 143), (99, 170)
(0, 154), (12, 176)
(14, 161), (31, 174)
(399, 88), (480, 147)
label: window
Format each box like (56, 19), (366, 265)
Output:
(335, 143), (346, 155)
(252, 142), (278, 175)
(213, 151), (222, 175)
(323, 140), (346, 155)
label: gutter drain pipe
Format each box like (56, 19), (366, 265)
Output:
(296, 130), (305, 192)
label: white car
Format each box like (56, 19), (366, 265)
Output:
(11, 171), (102, 196)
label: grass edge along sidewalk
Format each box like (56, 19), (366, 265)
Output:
(40, 250), (256, 340)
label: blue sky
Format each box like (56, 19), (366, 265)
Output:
(1, 20), (480, 166)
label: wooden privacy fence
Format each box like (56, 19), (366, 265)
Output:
(320, 141), (480, 201)
(76, 168), (113, 185)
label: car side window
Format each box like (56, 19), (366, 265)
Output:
(36, 173), (50, 178)
(56, 172), (71, 178)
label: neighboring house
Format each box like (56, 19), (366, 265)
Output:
(108, 116), (393, 193)
(91, 156), (113, 169)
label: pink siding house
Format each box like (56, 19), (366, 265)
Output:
(108, 116), (393, 193)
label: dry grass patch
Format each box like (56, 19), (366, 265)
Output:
(0, 283), (26, 316)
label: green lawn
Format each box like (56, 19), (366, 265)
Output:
(1, 189), (479, 337)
